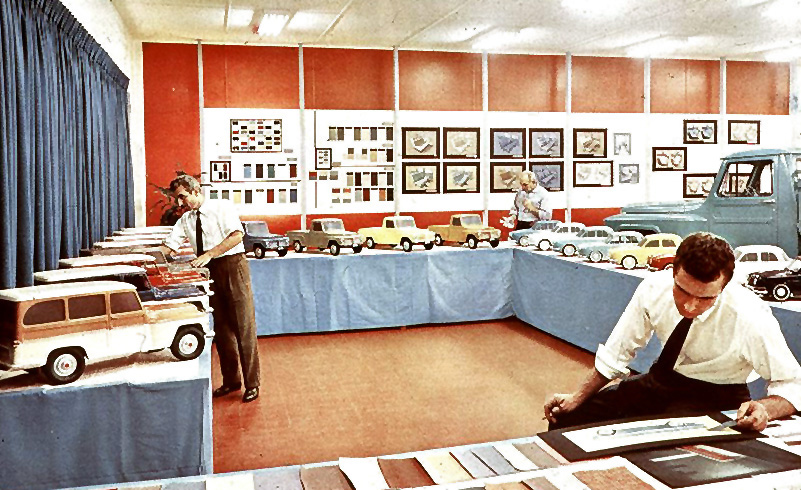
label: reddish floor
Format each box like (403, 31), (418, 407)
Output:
(211, 318), (594, 473)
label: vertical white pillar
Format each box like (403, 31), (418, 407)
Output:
(298, 44), (307, 229)
(393, 46), (401, 215)
(482, 51), (489, 224)
(564, 52), (572, 223)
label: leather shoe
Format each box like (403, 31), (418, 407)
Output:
(242, 387), (259, 403)
(212, 383), (241, 398)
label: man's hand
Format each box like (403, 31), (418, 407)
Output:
(736, 400), (769, 431)
(544, 393), (581, 424)
(191, 252), (212, 268)
(523, 200), (539, 213)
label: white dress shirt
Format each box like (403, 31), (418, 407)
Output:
(163, 198), (245, 257)
(512, 186), (552, 222)
(596, 270), (801, 410)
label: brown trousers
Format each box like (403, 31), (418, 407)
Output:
(207, 253), (260, 389)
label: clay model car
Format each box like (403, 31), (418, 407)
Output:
(608, 233), (682, 270)
(733, 245), (792, 284)
(242, 221), (290, 258)
(647, 253), (675, 271)
(358, 216), (436, 252)
(0, 281), (212, 385)
(521, 222), (585, 251)
(287, 218), (363, 256)
(746, 257), (801, 301)
(60, 253), (157, 268)
(578, 231), (644, 263)
(428, 214), (501, 249)
(553, 226), (614, 257)
(509, 220), (562, 246)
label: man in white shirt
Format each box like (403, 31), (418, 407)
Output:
(510, 171), (552, 230)
(544, 232), (801, 431)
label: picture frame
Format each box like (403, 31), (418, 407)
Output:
(490, 128), (526, 159)
(315, 148), (332, 170)
(443, 162), (480, 193)
(573, 160), (613, 187)
(728, 173), (750, 195)
(619, 163), (639, 184)
(490, 162), (526, 193)
(443, 128), (480, 159)
(401, 127), (440, 159)
(728, 120), (760, 144)
(613, 133), (632, 156)
(530, 128), (564, 158)
(683, 173), (717, 198)
(529, 162), (564, 192)
(684, 120), (717, 144)
(652, 147), (687, 171)
(573, 128), (607, 158)
(402, 162), (440, 194)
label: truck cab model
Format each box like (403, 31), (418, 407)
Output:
(428, 214), (501, 249)
(287, 218), (363, 256)
(358, 216), (436, 252)
(241, 221), (290, 258)
(605, 149), (801, 256)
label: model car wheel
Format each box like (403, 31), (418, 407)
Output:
(401, 238), (413, 252)
(329, 242), (341, 256)
(664, 263), (673, 270)
(293, 241), (304, 253)
(424, 241), (434, 250)
(365, 237), (376, 249)
(589, 250), (603, 263)
(519, 235), (531, 247)
(253, 245), (266, 259)
(170, 326), (205, 361)
(621, 255), (638, 270)
(277, 248), (288, 257)
(352, 245), (363, 254)
(773, 284), (791, 302)
(489, 238), (500, 248)
(563, 244), (577, 256)
(538, 239), (552, 251)
(43, 348), (85, 385)
(467, 236), (478, 249)
(434, 234), (444, 246)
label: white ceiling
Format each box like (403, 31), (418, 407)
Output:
(113, 0), (801, 61)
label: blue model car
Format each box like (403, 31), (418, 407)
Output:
(578, 231), (644, 263)
(553, 226), (615, 256)
(509, 220), (562, 246)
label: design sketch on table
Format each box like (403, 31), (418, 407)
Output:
(230, 119), (282, 153)
(530, 129), (563, 158)
(595, 420), (708, 439)
(613, 133), (631, 156)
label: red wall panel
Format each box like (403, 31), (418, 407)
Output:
(488, 54), (566, 112)
(572, 57), (644, 113)
(651, 59), (719, 114)
(399, 51), (482, 111)
(727, 61), (790, 115)
(304, 48), (394, 110)
(203, 45), (299, 108)
(143, 43), (201, 225)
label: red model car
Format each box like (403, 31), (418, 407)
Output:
(647, 253), (675, 271)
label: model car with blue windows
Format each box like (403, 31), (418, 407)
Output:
(242, 220), (290, 258)
(520, 222), (585, 251)
(509, 220), (562, 246)
(746, 256), (801, 301)
(578, 231), (644, 263)
(553, 226), (615, 257)
(608, 233), (682, 270)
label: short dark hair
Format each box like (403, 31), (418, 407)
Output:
(169, 174), (201, 193)
(673, 232), (734, 284)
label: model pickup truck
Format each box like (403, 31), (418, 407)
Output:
(0, 281), (212, 385)
(428, 214), (501, 249)
(242, 220), (290, 258)
(358, 216), (436, 252)
(287, 218), (363, 256)
(605, 149), (801, 256)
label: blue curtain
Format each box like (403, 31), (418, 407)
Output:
(0, 0), (133, 289)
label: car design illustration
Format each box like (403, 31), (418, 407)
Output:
(608, 233), (682, 270)
(287, 218), (363, 256)
(428, 214), (501, 249)
(732, 245), (792, 285)
(553, 226), (615, 257)
(578, 231), (644, 263)
(509, 220), (562, 246)
(647, 253), (675, 271)
(746, 257), (801, 301)
(358, 216), (436, 252)
(520, 222), (585, 251)
(242, 221), (290, 258)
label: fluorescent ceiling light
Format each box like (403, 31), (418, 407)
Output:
(227, 7), (253, 28)
(626, 36), (687, 58)
(472, 30), (518, 50)
(258, 12), (290, 36)
(286, 11), (337, 32)
(447, 24), (490, 43)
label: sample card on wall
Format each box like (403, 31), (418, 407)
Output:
(230, 119), (282, 152)
(316, 148), (332, 170)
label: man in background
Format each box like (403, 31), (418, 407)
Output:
(510, 170), (552, 230)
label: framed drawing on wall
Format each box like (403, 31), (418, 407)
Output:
(444, 128), (480, 159)
(728, 120), (760, 144)
(614, 133), (632, 156)
(315, 148), (332, 170)
(402, 127), (440, 159)
(490, 128), (526, 159)
(529, 162), (564, 191)
(574, 160), (613, 187)
(573, 128), (607, 158)
(618, 163), (640, 184)
(443, 163), (480, 193)
(402, 162), (440, 194)
(684, 120), (717, 144)
(653, 147), (687, 171)
(683, 173), (717, 198)
(490, 162), (526, 193)
(530, 128), (564, 158)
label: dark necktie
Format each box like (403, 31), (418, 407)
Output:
(652, 316), (693, 374)
(195, 211), (205, 256)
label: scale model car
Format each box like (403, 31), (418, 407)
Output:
(358, 216), (436, 252)
(647, 253), (675, 271)
(521, 222), (585, 251)
(578, 231), (644, 263)
(242, 221), (290, 258)
(733, 245), (792, 285)
(746, 257), (801, 301)
(509, 220), (562, 246)
(287, 218), (363, 256)
(608, 233), (682, 270)
(428, 214), (501, 249)
(553, 226), (614, 257)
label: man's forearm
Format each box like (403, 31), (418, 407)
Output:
(205, 231), (243, 259)
(574, 368), (612, 404)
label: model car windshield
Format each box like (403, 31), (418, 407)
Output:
(396, 218), (416, 228)
(534, 221), (558, 231)
(461, 215), (482, 226)
(322, 221), (345, 232)
(246, 222), (269, 235)
(787, 259), (801, 272)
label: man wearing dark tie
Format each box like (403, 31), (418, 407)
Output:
(162, 175), (260, 403)
(544, 232), (801, 431)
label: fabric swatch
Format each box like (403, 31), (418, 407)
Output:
(495, 443), (538, 471)
(522, 477), (561, 490)
(300, 465), (354, 490)
(572, 466), (655, 490)
(338, 457), (389, 490)
(253, 466), (303, 490)
(472, 446), (518, 475)
(377, 457), (435, 488)
(416, 451), (473, 484)
(513, 441), (562, 469)
(451, 449), (495, 479)
(485, 483), (530, 490)
(162, 482), (205, 490)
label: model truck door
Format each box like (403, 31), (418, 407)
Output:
(310, 221), (324, 247)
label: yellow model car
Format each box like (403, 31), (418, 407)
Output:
(608, 233), (682, 270)
(358, 216), (436, 252)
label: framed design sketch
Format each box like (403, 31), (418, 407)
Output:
(315, 148), (332, 170)
(444, 128), (480, 159)
(530, 128), (564, 158)
(653, 147), (687, 171)
(443, 163), (479, 193)
(613, 133), (631, 156)
(573, 128), (607, 158)
(490, 128), (526, 159)
(683, 173), (717, 198)
(574, 161), (613, 187)
(684, 120), (717, 144)
(402, 127), (440, 159)
(728, 120), (760, 144)
(490, 162), (526, 193)
(402, 162), (440, 194)
(529, 162), (564, 192)
(619, 164), (639, 184)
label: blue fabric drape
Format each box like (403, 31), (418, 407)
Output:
(0, 0), (133, 289)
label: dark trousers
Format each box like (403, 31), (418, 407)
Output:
(516, 220), (535, 230)
(550, 369), (750, 430)
(207, 253), (260, 389)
